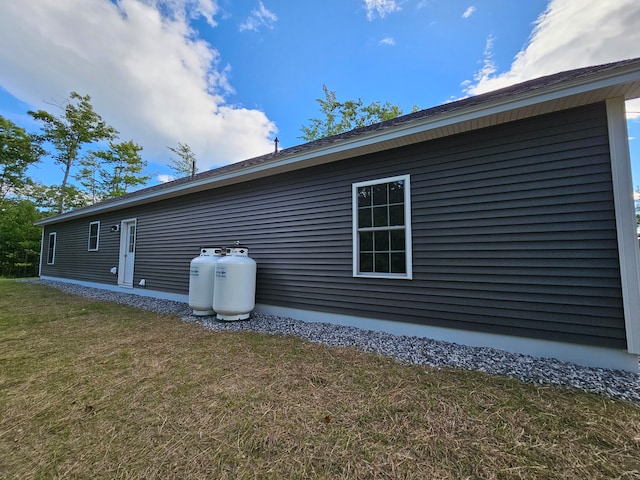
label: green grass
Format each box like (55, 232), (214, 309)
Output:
(1, 278), (639, 479)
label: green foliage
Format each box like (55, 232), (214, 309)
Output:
(75, 153), (102, 204)
(29, 92), (118, 213)
(82, 140), (149, 198)
(0, 116), (43, 199)
(1, 93), (152, 276)
(0, 199), (42, 277)
(167, 142), (198, 177)
(22, 182), (91, 215)
(300, 85), (412, 141)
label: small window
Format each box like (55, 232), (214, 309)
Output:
(353, 175), (412, 279)
(88, 221), (100, 251)
(47, 232), (57, 265)
(128, 224), (136, 253)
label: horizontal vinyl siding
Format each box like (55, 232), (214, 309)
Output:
(253, 102), (623, 348)
(40, 215), (123, 285)
(41, 102), (626, 348)
(131, 175), (354, 295)
(259, 104), (622, 348)
(408, 103), (624, 347)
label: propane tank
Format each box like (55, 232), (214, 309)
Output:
(188, 247), (224, 316)
(212, 244), (257, 321)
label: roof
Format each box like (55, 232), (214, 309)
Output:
(35, 57), (640, 226)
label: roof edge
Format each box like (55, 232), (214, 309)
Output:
(35, 57), (640, 226)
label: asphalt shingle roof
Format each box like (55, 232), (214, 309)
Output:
(38, 56), (640, 222)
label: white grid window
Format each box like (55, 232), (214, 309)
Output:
(352, 175), (412, 279)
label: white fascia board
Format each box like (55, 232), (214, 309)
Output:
(35, 64), (640, 227)
(340, 65), (640, 149)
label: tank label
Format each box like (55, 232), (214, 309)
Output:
(190, 267), (199, 277)
(216, 267), (226, 279)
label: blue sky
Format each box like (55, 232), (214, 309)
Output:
(0, 0), (639, 188)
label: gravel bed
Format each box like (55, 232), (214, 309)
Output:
(35, 279), (640, 404)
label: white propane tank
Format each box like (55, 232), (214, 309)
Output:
(188, 247), (224, 316)
(212, 245), (257, 321)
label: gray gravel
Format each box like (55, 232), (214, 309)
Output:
(36, 279), (640, 404)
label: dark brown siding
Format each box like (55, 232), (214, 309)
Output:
(40, 102), (626, 348)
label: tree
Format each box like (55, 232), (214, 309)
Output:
(299, 85), (414, 141)
(0, 198), (42, 277)
(167, 142), (198, 177)
(29, 92), (118, 213)
(75, 153), (102, 204)
(20, 181), (91, 215)
(88, 140), (149, 198)
(0, 115), (43, 199)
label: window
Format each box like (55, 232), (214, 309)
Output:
(88, 221), (100, 251)
(353, 175), (412, 279)
(47, 232), (57, 265)
(128, 224), (136, 253)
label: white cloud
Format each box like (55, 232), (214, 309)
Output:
(239, 1), (278, 32)
(462, 6), (476, 19)
(0, 0), (277, 177)
(149, 0), (219, 27)
(157, 174), (176, 183)
(379, 36), (396, 46)
(462, 0), (640, 118)
(470, 35), (497, 86)
(364, 0), (401, 20)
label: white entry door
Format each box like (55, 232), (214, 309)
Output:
(118, 219), (137, 287)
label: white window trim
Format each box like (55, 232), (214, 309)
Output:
(47, 232), (57, 265)
(352, 174), (413, 279)
(88, 221), (100, 251)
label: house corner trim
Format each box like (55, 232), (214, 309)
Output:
(606, 97), (640, 354)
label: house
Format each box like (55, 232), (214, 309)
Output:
(35, 58), (640, 372)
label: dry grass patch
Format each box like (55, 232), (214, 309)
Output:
(1, 279), (639, 479)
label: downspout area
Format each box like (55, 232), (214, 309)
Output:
(606, 97), (640, 355)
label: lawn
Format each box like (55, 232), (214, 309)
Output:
(1, 279), (639, 479)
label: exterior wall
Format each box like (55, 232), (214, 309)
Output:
(40, 212), (124, 286)
(40, 102), (626, 349)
